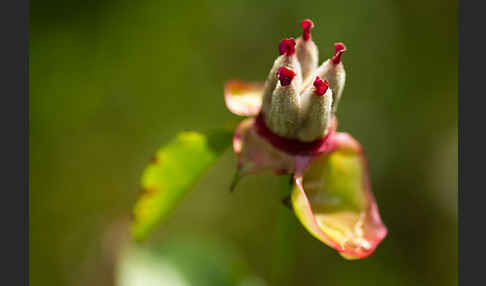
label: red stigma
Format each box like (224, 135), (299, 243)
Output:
(278, 38), (296, 56)
(277, 67), (296, 86)
(301, 19), (314, 41)
(331, 42), (347, 64)
(313, 77), (329, 96)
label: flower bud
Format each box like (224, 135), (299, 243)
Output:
(296, 19), (319, 81)
(297, 77), (333, 141)
(223, 21), (388, 260)
(267, 67), (301, 138)
(261, 38), (303, 117)
(313, 43), (346, 113)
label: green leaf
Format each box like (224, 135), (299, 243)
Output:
(131, 129), (233, 241)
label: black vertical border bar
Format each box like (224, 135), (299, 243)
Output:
(0, 0), (29, 284)
(26, 0), (29, 284)
(458, 0), (462, 284)
(459, 1), (486, 285)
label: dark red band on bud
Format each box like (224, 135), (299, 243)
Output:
(331, 42), (347, 64)
(278, 38), (296, 56)
(313, 76), (329, 96)
(277, 67), (296, 86)
(255, 113), (335, 156)
(301, 19), (314, 41)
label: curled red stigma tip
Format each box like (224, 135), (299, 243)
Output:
(277, 67), (296, 86)
(331, 42), (347, 64)
(279, 38), (296, 56)
(301, 19), (314, 41)
(313, 76), (329, 96)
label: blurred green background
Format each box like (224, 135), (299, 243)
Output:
(30, 0), (457, 285)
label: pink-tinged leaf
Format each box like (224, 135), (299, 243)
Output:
(291, 132), (387, 259)
(224, 80), (264, 116)
(233, 118), (295, 177)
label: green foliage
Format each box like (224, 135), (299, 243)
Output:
(131, 129), (233, 241)
(116, 237), (253, 286)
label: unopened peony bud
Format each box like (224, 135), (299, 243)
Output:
(267, 67), (301, 138)
(297, 77), (333, 141)
(313, 42), (346, 113)
(296, 19), (318, 81)
(261, 38), (303, 117)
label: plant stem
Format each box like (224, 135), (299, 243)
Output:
(269, 175), (299, 286)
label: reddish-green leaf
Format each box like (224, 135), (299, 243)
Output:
(291, 132), (387, 259)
